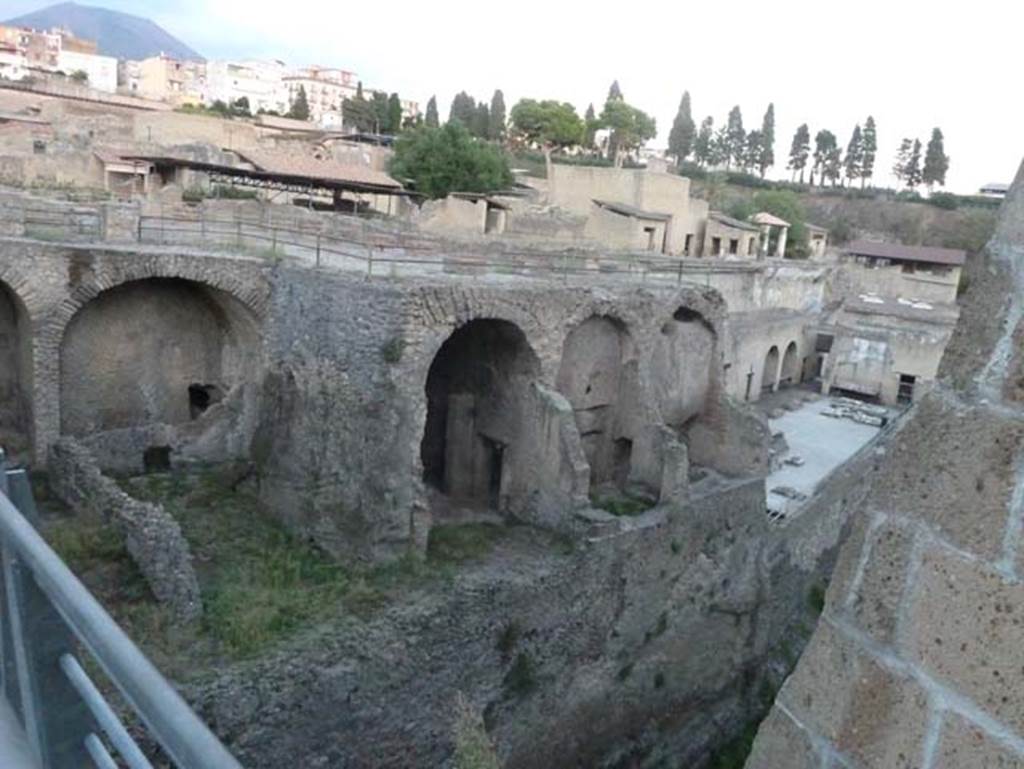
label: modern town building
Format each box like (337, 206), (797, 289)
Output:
(56, 49), (117, 92)
(206, 59), (289, 114)
(137, 55), (206, 106)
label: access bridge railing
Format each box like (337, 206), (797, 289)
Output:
(0, 450), (241, 769)
(134, 212), (764, 285)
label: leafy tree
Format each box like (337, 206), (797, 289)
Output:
(726, 105), (745, 169)
(758, 103), (775, 177)
(70, 69), (88, 83)
(892, 138), (913, 187)
(607, 80), (623, 102)
(904, 138), (923, 189)
(583, 103), (598, 149)
(386, 93), (403, 134)
(844, 124), (863, 186)
(600, 99), (656, 167)
(230, 96), (251, 117)
(425, 96), (439, 128)
(812, 130), (838, 186)
(488, 89), (506, 141)
(861, 116), (877, 188)
(510, 98), (585, 176)
(668, 91), (696, 163)
(694, 116), (714, 167)
(287, 85), (310, 121)
(389, 122), (513, 199)
(787, 123), (811, 183)
(448, 91), (477, 126)
(923, 127), (949, 189)
(472, 102), (490, 139)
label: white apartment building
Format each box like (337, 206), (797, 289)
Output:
(0, 44), (28, 81)
(283, 66), (359, 123)
(57, 49), (117, 92)
(205, 59), (289, 113)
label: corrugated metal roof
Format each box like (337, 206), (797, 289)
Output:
(231, 149), (401, 189)
(593, 199), (671, 221)
(844, 240), (967, 266)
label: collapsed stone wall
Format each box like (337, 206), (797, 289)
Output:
(746, 157), (1024, 768)
(48, 438), (201, 621)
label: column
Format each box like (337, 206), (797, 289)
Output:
(776, 226), (788, 258)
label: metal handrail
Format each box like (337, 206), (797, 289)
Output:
(0, 457), (241, 769)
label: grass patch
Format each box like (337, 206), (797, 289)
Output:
(380, 337), (406, 364)
(708, 720), (760, 769)
(427, 523), (507, 564)
(590, 491), (654, 517)
(807, 582), (827, 616)
(42, 466), (516, 672)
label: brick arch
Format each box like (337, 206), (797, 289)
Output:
(0, 262), (48, 320)
(32, 255), (271, 462)
(0, 273), (36, 461)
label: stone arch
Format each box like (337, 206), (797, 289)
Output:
(763, 345), (781, 393)
(0, 280), (34, 461)
(59, 277), (261, 441)
(651, 305), (717, 429)
(556, 314), (637, 490)
(421, 318), (542, 511)
(780, 340), (801, 387)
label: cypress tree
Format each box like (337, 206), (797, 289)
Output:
(488, 89), (506, 141)
(448, 91), (476, 126)
(425, 96), (439, 128)
(472, 102), (490, 139)
(607, 80), (623, 102)
(386, 93), (402, 134)
(288, 85), (310, 121)
(844, 124), (863, 186)
(759, 103), (775, 177)
(668, 91), (696, 163)
(861, 116), (877, 188)
(726, 105), (744, 169)
(584, 103), (598, 148)
(787, 123), (810, 183)
(893, 138), (913, 187)
(922, 127), (949, 189)
(694, 116), (714, 167)
(904, 139), (923, 189)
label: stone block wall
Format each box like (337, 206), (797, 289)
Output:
(747, 157), (1024, 768)
(48, 438), (201, 621)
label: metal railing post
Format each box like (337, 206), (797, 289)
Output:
(315, 233), (321, 268)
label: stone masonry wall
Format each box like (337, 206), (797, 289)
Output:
(48, 438), (201, 621)
(746, 157), (1024, 768)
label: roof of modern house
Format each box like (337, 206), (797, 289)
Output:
(844, 240), (967, 266)
(752, 212), (791, 228)
(708, 211), (761, 232)
(230, 149), (402, 189)
(979, 183), (1010, 193)
(254, 114), (324, 133)
(593, 199), (672, 221)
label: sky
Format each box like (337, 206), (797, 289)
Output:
(7, 0), (1023, 193)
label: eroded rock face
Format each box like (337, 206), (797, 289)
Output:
(746, 157), (1024, 767)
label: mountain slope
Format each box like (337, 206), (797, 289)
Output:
(4, 2), (202, 61)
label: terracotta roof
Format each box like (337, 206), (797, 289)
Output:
(752, 212), (791, 227)
(844, 240), (967, 266)
(709, 211), (760, 232)
(232, 149), (401, 189)
(593, 199), (672, 221)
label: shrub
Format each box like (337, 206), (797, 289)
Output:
(380, 337), (406, 364)
(503, 652), (537, 697)
(928, 191), (959, 210)
(496, 621), (520, 658)
(807, 583), (827, 615)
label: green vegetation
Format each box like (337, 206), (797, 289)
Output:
(503, 652), (537, 698)
(617, 662), (634, 681)
(709, 720), (760, 769)
(590, 491), (654, 517)
(452, 694), (501, 769)
(287, 85), (309, 121)
(390, 123), (513, 199)
(41, 467), (517, 672)
(653, 671), (665, 689)
(427, 522), (507, 563)
(807, 582), (827, 615)
(496, 621), (521, 658)
(380, 337), (406, 364)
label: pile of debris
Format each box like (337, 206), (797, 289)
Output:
(820, 397), (890, 427)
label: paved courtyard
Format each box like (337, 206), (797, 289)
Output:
(765, 396), (889, 517)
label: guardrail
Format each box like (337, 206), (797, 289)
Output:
(0, 450), (241, 769)
(135, 213), (764, 284)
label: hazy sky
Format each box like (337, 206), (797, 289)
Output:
(8, 0), (1022, 193)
